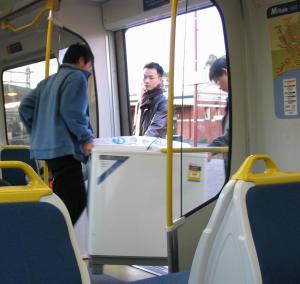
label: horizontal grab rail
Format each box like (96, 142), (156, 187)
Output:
(161, 146), (229, 154)
(0, 145), (30, 149)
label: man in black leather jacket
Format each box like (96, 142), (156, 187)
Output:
(134, 62), (167, 138)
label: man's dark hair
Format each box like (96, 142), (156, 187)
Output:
(63, 43), (94, 65)
(144, 62), (164, 77)
(209, 56), (227, 81)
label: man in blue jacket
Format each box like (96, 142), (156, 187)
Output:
(19, 43), (94, 224)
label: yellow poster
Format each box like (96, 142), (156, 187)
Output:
(267, 2), (300, 118)
(187, 164), (202, 182)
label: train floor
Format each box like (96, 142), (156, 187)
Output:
(86, 262), (157, 283)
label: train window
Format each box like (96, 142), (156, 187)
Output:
(204, 107), (210, 120)
(3, 59), (58, 145)
(125, 5), (227, 214)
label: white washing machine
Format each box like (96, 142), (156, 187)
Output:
(87, 136), (207, 263)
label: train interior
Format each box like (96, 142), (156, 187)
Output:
(0, 0), (299, 283)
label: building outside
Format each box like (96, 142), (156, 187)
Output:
(130, 70), (227, 146)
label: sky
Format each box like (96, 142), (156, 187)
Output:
(125, 6), (226, 95)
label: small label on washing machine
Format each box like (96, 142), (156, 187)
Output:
(187, 164), (202, 182)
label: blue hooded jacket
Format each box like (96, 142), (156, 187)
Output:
(19, 63), (94, 162)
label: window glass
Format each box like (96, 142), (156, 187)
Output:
(3, 59), (58, 145)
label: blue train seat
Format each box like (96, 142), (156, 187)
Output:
(132, 154), (300, 284)
(246, 182), (300, 283)
(0, 161), (90, 284)
(0, 147), (39, 185)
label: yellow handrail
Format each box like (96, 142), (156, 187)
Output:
(166, 0), (179, 228)
(0, 7), (49, 32)
(231, 154), (300, 184)
(161, 147), (229, 154)
(0, 161), (52, 203)
(2, 145), (48, 184)
(45, 1), (55, 77)
(0, 145), (44, 180)
(43, 0), (56, 185)
(0, 145), (30, 149)
(0, 0), (58, 34)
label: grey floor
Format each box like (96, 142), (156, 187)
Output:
(88, 264), (155, 283)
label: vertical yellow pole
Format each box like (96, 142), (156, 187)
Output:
(45, 0), (54, 77)
(43, 0), (55, 184)
(166, 0), (178, 228)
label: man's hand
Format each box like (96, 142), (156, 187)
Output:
(140, 85), (147, 98)
(207, 152), (213, 162)
(83, 142), (94, 157)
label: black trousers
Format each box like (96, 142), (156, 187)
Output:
(46, 155), (87, 225)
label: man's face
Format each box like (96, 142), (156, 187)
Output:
(143, 68), (162, 91)
(214, 68), (228, 93)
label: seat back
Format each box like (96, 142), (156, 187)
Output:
(0, 147), (39, 185)
(189, 154), (300, 284)
(246, 182), (300, 284)
(0, 161), (90, 284)
(0, 202), (83, 283)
